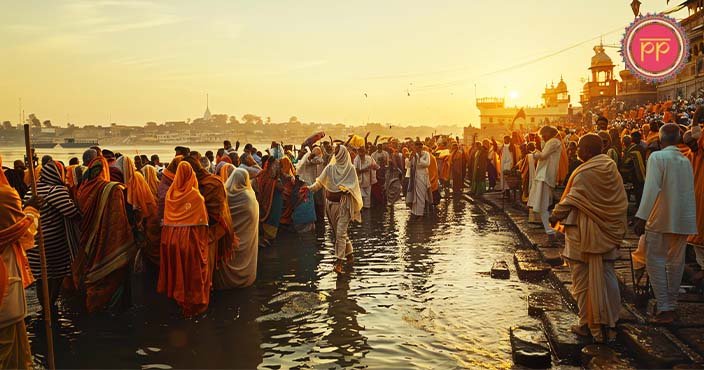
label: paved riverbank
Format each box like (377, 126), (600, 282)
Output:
(479, 191), (704, 369)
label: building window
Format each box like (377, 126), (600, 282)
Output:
(489, 118), (493, 123)
(530, 117), (535, 123)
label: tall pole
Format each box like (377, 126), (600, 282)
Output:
(23, 124), (56, 370)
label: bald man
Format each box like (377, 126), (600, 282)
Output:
(634, 123), (697, 324)
(550, 134), (628, 342)
(527, 126), (563, 242)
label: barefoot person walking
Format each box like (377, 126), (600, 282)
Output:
(307, 145), (363, 274)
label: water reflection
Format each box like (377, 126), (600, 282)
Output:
(27, 197), (547, 369)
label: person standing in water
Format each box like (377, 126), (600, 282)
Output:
(307, 145), (363, 274)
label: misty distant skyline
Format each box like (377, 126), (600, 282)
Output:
(0, 1), (686, 127)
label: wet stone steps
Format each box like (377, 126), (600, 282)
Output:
(581, 344), (635, 369)
(646, 300), (704, 328)
(539, 247), (564, 267)
(509, 324), (552, 369)
(619, 323), (691, 368)
(514, 250), (551, 281)
(527, 291), (565, 318)
(490, 260), (510, 279)
(676, 328), (704, 358)
(540, 310), (589, 365)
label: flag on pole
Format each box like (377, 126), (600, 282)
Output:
(510, 108), (526, 130)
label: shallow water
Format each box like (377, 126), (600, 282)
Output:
(27, 196), (549, 369)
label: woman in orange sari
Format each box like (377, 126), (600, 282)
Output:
(184, 157), (235, 277)
(157, 156), (183, 222)
(140, 164), (160, 199)
(0, 156), (39, 369)
(158, 161), (211, 317)
(116, 156), (161, 265)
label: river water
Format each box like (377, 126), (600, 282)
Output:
(26, 196), (550, 369)
(2, 144), (272, 165)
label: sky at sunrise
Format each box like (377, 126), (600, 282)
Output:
(0, 0), (690, 127)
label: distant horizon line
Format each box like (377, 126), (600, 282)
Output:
(5, 120), (476, 129)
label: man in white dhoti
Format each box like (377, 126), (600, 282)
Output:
(634, 123), (697, 324)
(527, 126), (563, 242)
(354, 147), (378, 209)
(308, 145), (363, 274)
(550, 134), (627, 343)
(406, 140), (431, 217)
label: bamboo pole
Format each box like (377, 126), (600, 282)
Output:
(23, 124), (56, 370)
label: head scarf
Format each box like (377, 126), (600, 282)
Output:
(269, 144), (285, 160)
(164, 162), (208, 226)
(39, 161), (65, 186)
(215, 157), (231, 175)
(219, 163), (236, 182)
(225, 167), (252, 195)
(280, 156), (296, 177)
(140, 164), (159, 198)
(314, 145), (362, 222)
(116, 156), (157, 217)
(254, 158), (278, 222)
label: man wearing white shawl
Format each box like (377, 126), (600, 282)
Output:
(308, 145), (363, 274)
(214, 168), (259, 289)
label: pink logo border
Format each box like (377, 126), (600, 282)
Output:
(621, 14), (689, 83)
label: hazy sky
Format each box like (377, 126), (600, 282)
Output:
(0, 0), (687, 127)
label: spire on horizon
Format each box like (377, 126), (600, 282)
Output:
(203, 92), (212, 120)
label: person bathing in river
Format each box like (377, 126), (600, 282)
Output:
(158, 161), (211, 317)
(307, 145), (363, 274)
(214, 168), (259, 289)
(549, 134), (627, 343)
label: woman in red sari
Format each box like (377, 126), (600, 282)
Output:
(73, 152), (135, 313)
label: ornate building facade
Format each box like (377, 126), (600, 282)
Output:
(657, 1), (704, 100)
(474, 77), (574, 139)
(580, 44), (619, 110)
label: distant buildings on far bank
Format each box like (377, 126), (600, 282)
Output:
(0, 103), (467, 147)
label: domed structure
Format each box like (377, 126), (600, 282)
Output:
(590, 44), (614, 70)
(556, 76), (568, 93)
(541, 75), (570, 107)
(580, 44), (618, 111)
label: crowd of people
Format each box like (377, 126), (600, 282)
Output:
(0, 97), (703, 364)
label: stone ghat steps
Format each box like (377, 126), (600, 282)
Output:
(481, 193), (704, 369)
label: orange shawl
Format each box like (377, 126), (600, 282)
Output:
(164, 162), (208, 226)
(0, 156), (38, 304)
(554, 154), (628, 252)
(141, 165), (159, 199)
(159, 161), (210, 316)
(280, 157), (296, 177)
(218, 163), (235, 183)
(428, 152), (439, 192)
(119, 156), (157, 218)
(73, 156), (135, 312)
(553, 154), (627, 327)
(556, 140), (569, 184)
